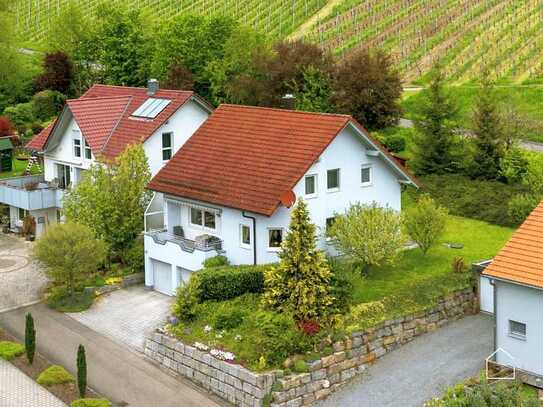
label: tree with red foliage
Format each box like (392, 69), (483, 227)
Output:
(34, 51), (74, 95)
(0, 116), (12, 137)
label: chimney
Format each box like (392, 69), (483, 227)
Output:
(147, 79), (159, 96)
(281, 93), (296, 110)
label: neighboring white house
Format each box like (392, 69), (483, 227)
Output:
(143, 104), (419, 296)
(482, 201), (543, 388)
(0, 80), (211, 237)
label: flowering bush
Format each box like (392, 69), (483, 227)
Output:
(297, 320), (321, 335)
(193, 342), (209, 351)
(210, 349), (235, 361)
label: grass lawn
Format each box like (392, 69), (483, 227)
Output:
(401, 86), (543, 142)
(171, 200), (513, 370)
(0, 158), (29, 179)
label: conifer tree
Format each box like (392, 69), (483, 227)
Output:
(25, 313), (35, 365)
(263, 199), (333, 321)
(77, 344), (87, 398)
(412, 66), (459, 175)
(469, 76), (506, 179)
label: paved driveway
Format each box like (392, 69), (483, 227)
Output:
(318, 314), (493, 407)
(68, 286), (173, 352)
(0, 358), (66, 407)
(0, 234), (48, 312)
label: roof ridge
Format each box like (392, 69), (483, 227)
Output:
(219, 103), (353, 120)
(70, 95), (134, 102)
(88, 83), (195, 94)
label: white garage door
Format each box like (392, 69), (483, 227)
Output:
(153, 259), (173, 296)
(480, 275), (494, 314)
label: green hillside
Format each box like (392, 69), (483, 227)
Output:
(11, 0), (543, 84)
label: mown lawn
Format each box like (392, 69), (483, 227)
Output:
(0, 158), (28, 179)
(401, 86), (543, 142)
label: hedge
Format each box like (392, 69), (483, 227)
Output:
(196, 264), (271, 302)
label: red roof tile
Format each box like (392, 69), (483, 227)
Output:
(26, 84), (207, 159)
(27, 119), (57, 151)
(483, 201), (543, 289)
(148, 104), (417, 216)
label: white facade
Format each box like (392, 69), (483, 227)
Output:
(479, 274), (494, 314)
(144, 124), (408, 294)
(3, 99), (210, 237)
(494, 280), (543, 378)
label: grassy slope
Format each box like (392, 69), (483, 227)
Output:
(401, 86), (543, 142)
(0, 158), (28, 179)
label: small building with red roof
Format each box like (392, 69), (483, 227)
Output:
(2, 80), (211, 236)
(480, 201), (543, 385)
(143, 104), (418, 295)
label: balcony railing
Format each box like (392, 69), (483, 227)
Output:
(147, 230), (223, 253)
(0, 175), (63, 210)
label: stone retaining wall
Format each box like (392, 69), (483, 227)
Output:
(144, 288), (476, 407)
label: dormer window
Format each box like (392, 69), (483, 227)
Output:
(132, 98), (171, 119)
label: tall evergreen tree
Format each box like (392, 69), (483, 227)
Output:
(263, 199), (333, 321)
(469, 76), (506, 179)
(25, 313), (35, 365)
(77, 344), (87, 398)
(411, 66), (459, 175)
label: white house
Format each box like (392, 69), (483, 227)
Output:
(144, 104), (419, 295)
(481, 201), (543, 388)
(1, 80), (211, 236)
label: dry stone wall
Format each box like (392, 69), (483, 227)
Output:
(144, 288), (476, 407)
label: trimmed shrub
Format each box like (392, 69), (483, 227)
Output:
(508, 193), (540, 225)
(383, 134), (406, 153)
(404, 195), (448, 255)
(37, 365), (74, 386)
(70, 399), (110, 407)
(25, 313), (36, 365)
(203, 255), (230, 268)
(77, 345), (87, 398)
(197, 264), (268, 302)
(0, 341), (25, 361)
(213, 308), (245, 330)
(172, 279), (201, 322)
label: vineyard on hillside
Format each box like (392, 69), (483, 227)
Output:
(12, 0), (327, 41)
(12, 0), (543, 84)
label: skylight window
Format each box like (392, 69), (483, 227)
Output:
(131, 98), (171, 119)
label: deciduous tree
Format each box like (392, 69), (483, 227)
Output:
(404, 195), (447, 255)
(34, 51), (74, 95)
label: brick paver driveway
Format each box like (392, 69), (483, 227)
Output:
(317, 314), (493, 407)
(0, 234), (48, 313)
(0, 358), (66, 407)
(68, 286), (173, 352)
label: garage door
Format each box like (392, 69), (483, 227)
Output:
(480, 275), (494, 314)
(153, 259), (173, 296)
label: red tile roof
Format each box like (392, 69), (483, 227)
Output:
(148, 104), (418, 216)
(483, 201), (543, 289)
(26, 84), (207, 159)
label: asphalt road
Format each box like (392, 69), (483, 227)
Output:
(317, 314), (493, 407)
(0, 303), (225, 407)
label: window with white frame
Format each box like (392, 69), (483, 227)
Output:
(73, 138), (81, 158)
(162, 132), (172, 161)
(305, 174), (317, 197)
(240, 224), (251, 248)
(189, 207), (216, 230)
(84, 139), (92, 159)
(268, 228), (283, 249)
(327, 168), (340, 191)
(509, 320), (526, 339)
(361, 165), (372, 186)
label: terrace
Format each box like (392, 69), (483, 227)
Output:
(0, 175), (64, 211)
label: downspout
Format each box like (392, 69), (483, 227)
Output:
(242, 211), (257, 265)
(491, 279), (497, 361)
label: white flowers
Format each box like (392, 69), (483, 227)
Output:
(193, 342), (209, 351)
(234, 334), (243, 342)
(203, 325), (213, 334)
(210, 349), (235, 361)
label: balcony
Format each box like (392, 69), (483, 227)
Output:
(0, 175), (64, 210)
(144, 230), (224, 272)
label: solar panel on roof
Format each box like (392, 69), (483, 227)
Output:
(132, 98), (171, 119)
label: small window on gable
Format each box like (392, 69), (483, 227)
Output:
(268, 228), (283, 249)
(84, 139), (92, 160)
(361, 165), (372, 186)
(327, 169), (340, 191)
(73, 138), (81, 158)
(509, 320), (526, 339)
(240, 224), (251, 247)
(162, 132), (172, 161)
(305, 174), (317, 196)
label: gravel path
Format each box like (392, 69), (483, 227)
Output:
(317, 314), (493, 407)
(0, 359), (66, 407)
